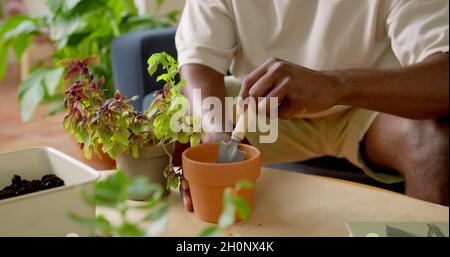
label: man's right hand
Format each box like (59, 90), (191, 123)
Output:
(180, 132), (231, 211)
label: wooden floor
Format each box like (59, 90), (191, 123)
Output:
(0, 64), (79, 159)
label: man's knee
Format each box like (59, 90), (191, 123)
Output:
(400, 118), (448, 171)
(400, 118), (448, 205)
(364, 114), (448, 205)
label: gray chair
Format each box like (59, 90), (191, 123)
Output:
(110, 27), (404, 193)
(111, 27), (178, 111)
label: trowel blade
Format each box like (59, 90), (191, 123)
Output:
(216, 140), (246, 163)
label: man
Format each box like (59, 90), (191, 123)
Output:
(175, 0), (449, 209)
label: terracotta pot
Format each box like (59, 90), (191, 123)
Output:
(116, 143), (175, 198)
(70, 136), (116, 170)
(182, 143), (261, 223)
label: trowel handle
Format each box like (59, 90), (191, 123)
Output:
(231, 105), (257, 142)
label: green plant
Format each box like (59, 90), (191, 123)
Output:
(62, 53), (202, 189)
(69, 170), (169, 237)
(61, 56), (153, 160)
(146, 52), (203, 188)
(70, 170), (253, 237)
(147, 52), (201, 145)
(0, 0), (179, 122)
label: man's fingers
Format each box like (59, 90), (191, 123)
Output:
(260, 79), (288, 117)
(239, 58), (279, 99)
(181, 178), (190, 190)
(180, 178), (193, 212)
(182, 192), (193, 212)
(248, 72), (279, 98)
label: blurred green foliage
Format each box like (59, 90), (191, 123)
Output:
(71, 170), (254, 237)
(0, 0), (178, 122)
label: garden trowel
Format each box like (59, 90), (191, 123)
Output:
(216, 106), (257, 163)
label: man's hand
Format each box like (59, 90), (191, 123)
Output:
(239, 58), (339, 119)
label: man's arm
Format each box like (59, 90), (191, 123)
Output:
(181, 63), (226, 105)
(180, 63), (232, 142)
(337, 53), (449, 120)
(240, 53), (449, 120)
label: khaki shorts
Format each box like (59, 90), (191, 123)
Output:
(224, 76), (404, 184)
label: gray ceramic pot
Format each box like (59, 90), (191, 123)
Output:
(116, 143), (175, 195)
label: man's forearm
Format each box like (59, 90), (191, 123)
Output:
(180, 64), (231, 137)
(334, 53), (449, 119)
(180, 64), (227, 102)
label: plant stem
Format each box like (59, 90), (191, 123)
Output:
(161, 142), (173, 166)
(161, 142), (174, 189)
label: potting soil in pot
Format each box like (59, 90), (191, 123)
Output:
(0, 174), (65, 200)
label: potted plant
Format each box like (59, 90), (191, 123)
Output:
(182, 143), (261, 224)
(61, 53), (202, 195)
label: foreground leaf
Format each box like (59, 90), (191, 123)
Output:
(94, 170), (128, 206)
(144, 202), (170, 222)
(233, 196), (251, 220)
(117, 222), (144, 237)
(235, 180), (253, 191)
(68, 212), (112, 233)
(126, 176), (163, 200)
(218, 188), (235, 228)
(199, 226), (220, 237)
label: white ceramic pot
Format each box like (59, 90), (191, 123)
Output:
(115, 143), (175, 196)
(0, 147), (99, 236)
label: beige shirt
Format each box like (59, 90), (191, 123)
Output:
(175, 0), (449, 117)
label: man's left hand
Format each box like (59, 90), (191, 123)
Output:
(239, 57), (339, 119)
